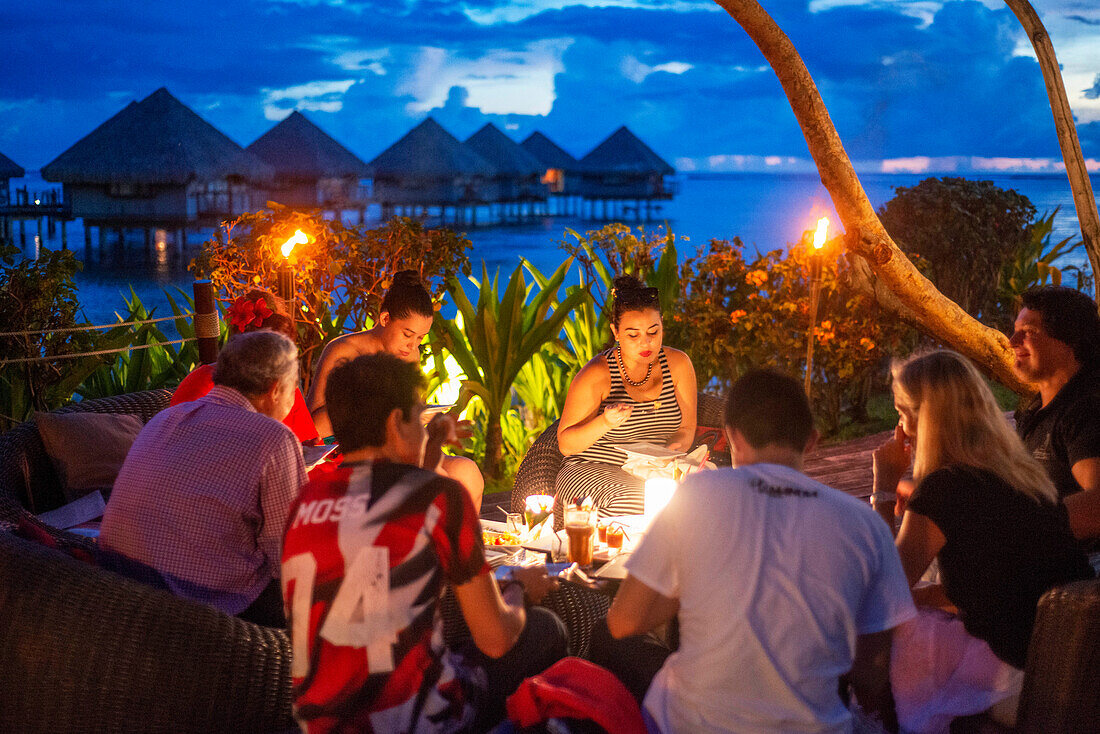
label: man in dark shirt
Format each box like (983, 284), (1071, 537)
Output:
(1011, 286), (1100, 539)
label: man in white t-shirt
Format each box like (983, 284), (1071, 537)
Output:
(601, 369), (916, 733)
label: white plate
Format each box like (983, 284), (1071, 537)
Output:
(612, 442), (685, 460)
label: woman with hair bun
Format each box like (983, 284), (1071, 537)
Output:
(554, 274), (697, 517)
(307, 270), (485, 509)
(171, 289), (319, 442)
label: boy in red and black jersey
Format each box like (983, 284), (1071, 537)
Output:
(282, 353), (566, 733)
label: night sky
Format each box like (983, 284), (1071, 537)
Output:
(3, 0), (1100, 174)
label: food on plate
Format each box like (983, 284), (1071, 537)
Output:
(483, 530), (523, 547)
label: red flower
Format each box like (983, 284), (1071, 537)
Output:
(227, 297), (274, 333)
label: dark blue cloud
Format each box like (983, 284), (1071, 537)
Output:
(0, 0), (1095, 170)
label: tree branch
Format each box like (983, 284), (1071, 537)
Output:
(711, 0), (1027, 392)
(1003, 0), (1100, 301)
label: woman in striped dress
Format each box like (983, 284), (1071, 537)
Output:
(554, 275), (697, 517)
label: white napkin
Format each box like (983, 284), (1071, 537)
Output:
(618, 443), (714, 480)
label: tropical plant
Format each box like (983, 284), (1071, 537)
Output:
(552, 224), (682, 376)
(997, 207), (1091, 326)
(191, 210), (471, 386)
(0, 244), (124, 431)
(78, 289), (204, 399)
(433, 260), (588, 479)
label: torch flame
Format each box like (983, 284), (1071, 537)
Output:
(281, 230), (309, 259)
(812, 217), (829, 250)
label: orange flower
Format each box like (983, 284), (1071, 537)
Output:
(860, 337), (876, 351)
(745, 270), (769, 288)
(729, 309), (748, 324)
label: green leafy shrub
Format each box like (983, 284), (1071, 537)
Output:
(878, 177), (1035, 322)
(191, 209), (471, 385)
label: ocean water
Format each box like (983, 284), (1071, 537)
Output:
(7, 170), (1097, 331)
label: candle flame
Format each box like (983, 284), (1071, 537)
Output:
(812, 218), (829, 250)
(281, 230), (309, 259)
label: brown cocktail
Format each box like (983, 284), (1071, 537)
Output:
(564, 506), (597, 566)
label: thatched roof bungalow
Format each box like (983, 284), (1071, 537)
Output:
(520, 131), (585, 196)
(0, 151), (24, 207)
(464, 123), (545, 203)
(579, 126), (675, 200)
(247, 111), (370, 211)
(41, 87), (272, 227)
(367, 118), (494, 208)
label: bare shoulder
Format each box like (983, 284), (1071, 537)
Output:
(319, 331), (378, 365)
(574, 352), (612, 389)
(662, 347), (696, 374)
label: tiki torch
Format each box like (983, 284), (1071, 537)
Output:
(278, 229), (308, 305)
(804, 217), (829, 397)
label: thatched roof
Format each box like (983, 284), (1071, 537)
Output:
(580, 126), (675, 176)
(521, 132), (583, 172)
(464, 123), (542, 177)
(368, 118), (495, 179)
(247, 111), (370, 181)
(41, 87), (273, 185)
(0, 150), (24, 179)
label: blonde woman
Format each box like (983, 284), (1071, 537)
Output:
(873, 350), (1092, 732)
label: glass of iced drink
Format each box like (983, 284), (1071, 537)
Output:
(524, 494), (555, 536)
(605, 525), (625, 552)
(564, 506), (597, 566)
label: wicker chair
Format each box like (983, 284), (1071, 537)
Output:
(0, 390), (296, 733)
(511, 391), (726, 521)
(0, 531), (295, 734)
(1011, 578), (1100, 733)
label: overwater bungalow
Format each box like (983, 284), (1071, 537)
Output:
(367, 118), (495, 225)
(0, 151), (24, 242)
(463, 123), (546, 221)
(579, 126), (676, 221)
(41, 87), (272, 253)
(520, 131), (587, 215)
(246, 111), (370, 220)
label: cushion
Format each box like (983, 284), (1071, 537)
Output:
(35, 412), (144, 503)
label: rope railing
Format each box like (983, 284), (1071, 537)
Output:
(0, 313), (193, 338)
(0, 338), (196, 366)
(0, 281), (221, 368)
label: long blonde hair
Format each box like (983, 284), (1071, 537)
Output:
(892, 349), (1057, 504)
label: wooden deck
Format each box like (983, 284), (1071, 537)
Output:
(803, 429), (892, 500)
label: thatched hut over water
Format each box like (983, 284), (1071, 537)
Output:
(520, 131), (589, 215)
(247, 111), (370, 218)
(579, 126), (676, 220)
(367, 118), (495, 223)
(41, 88), (272, 249)
(463, 123), (545, 211)
(0, 151), (26, 242)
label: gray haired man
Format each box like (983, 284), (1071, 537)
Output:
(101, 331), (307, 626)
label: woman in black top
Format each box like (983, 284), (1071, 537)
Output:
(873, 349), (1092, 730)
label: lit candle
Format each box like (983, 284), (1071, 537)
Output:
(644, 477), (678, 529)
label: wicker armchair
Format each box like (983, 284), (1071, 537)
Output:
(0, 389), (173, 552)
(0, 531), (294, 734)
(0, 390), (296, 733)
(1011, 579), (1100, 733)
(511, 392), (726, 520)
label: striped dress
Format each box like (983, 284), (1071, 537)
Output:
(554, 347), (682, 517)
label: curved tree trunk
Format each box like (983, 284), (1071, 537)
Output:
(1003, 0), (1100, 300)
(711, 0), (1027, 392)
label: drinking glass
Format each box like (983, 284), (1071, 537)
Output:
(564, 506), (597, 566)
(506, 513), (526, 535)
